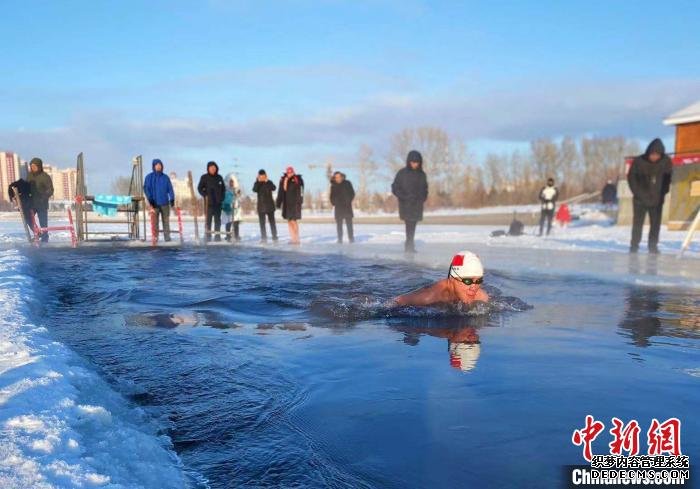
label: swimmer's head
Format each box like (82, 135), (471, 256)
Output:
(448, 251), (484, 297)
(449, 341), (481, 372)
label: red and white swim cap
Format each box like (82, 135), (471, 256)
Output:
(449, 250), (484, 278)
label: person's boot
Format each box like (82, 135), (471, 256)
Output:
(629, 246), (639, 253)
(649, 245), (660, 255)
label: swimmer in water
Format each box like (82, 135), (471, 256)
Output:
(392, 250), (489, 307)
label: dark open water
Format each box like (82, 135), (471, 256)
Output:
(24, 246), (700, 488)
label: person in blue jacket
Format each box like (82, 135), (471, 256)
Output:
(144, 158), (175, 242)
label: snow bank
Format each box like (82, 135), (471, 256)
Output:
(0, 249), (190, 488)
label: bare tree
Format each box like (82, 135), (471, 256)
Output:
(581, 136), (640, 192)
(387, 126), (468, 208)
(356, 144), (378, 212)
(110, 176), (133, 195)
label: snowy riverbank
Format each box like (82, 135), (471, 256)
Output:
(0, 249), (191, 488)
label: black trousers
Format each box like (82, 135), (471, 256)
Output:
(539, 209), (554, 235)
(33, 208), (49, 242)
(206, 207), (222, 241)
(631, 202), (663, 250)
(225, 222), (240, 241)
(405, 220), (417, 249)
(258, 212), (277, 240)
(336, 217), (354, 242)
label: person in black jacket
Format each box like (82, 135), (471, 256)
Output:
(330, 171), (355, 243)
(252, 169), (278, 242)
(601, 180), (617, 206)
(276, 166), (304, 245)
(197, 161), (226, 241)
(391, 150), (428, 253)
(627, 138), (673, 254)
(8, 179), (33, 229)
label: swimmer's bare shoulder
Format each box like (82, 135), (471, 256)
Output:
(391, 280), (447, 307)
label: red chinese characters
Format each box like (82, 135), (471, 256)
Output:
(573, 416), (683, 461)
(609, 417), (641, 456)
(647, 418), (681, 456)
(572, 415), (605, 462)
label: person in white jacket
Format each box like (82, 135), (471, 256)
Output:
(538, 178), (559, 236)
(222, 173), (243, 241)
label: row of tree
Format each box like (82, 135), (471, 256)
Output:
(349, 128), (640, 211)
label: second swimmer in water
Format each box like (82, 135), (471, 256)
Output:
(392, 250), (489, 307)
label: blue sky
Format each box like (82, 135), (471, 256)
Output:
(1, 0), (699, 193)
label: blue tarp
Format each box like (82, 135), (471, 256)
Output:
(93, 195), (132, 217)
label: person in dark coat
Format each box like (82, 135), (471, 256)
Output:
(601, 180), (617, 206)
(144, 158), (175, 242)
(627, 138), (673, 254)
(330, 171), (355, 243)
(538, 177), (559, 236)
(252, 169), (278, 242)
(276, 166), (304, 245)
(391, 150), (428, 253)
(27, 158), (54, 242)
(197, 161), (226, 241)
(8, 179), (33, 229)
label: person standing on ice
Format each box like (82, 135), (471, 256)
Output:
(27, 157), (54, 243)
(276, 166), (304, 245)
(222, 173), (242, 242)
(252, 169), (278, 243)
(143, 158), (175, 242)
(198, 161), (226, 242)
(392, 251), (489, 306)
(538, 177), (558, 236)
(330, 171), (355, 243)
(627, 138), (673, 254)
(391, 150), (428, 253)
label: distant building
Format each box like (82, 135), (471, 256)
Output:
(0, 151), (22, 203)
(663, 101), (700, 230)
(664, 100), (700, 153)
(43, 165), (78, 201)
(169, 172), (191, 206)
